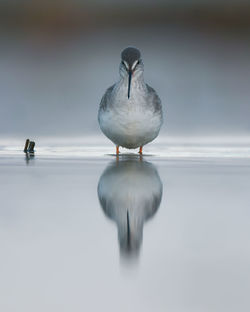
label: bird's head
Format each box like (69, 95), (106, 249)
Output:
(119, 47), (144, 99)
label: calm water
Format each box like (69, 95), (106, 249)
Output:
(0, 143), (250, 311)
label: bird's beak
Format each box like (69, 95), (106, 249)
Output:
(128, 69), (132, 99)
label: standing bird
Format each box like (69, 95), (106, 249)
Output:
(98, 47), (163, 155)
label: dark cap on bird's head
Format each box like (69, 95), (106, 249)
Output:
(121, 47), (141, 68)
(121, 47), (141, 99)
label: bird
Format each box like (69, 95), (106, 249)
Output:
(97, 158), (162, 260)
(98, 47), (163, 155)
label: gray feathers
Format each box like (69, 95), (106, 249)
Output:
(121, 47), (141, 67)
(146, 84), (162, 115)
(99, 84), (115, 112)
(98, 47), (163, 149)
(99, 83), (162, 117)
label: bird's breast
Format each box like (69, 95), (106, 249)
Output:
(99, 81), (162, 148)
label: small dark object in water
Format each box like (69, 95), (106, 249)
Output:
(23, 139), (30, 152)
(28, 141), (35, 153)
(24, 139), (35, 153)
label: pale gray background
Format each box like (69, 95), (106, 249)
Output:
(0, 0), (250, 139)
(0, 2), (250, 312)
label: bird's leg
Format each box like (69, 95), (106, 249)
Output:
(116, 145), (120, 155)
(139, 146), (143, 155)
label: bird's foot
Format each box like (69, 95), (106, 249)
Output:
(139, 146), (143, 155)
(116, 146), (120, 155)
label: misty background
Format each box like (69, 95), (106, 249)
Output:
(1, 3), (250, 312)
(0, 0), (250, 141)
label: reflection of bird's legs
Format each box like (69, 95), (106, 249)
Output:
(116, 146), (120, 162)
(116, 145), (120, 155)
(139, 146), (143, 155)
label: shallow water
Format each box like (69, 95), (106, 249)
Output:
(0, 143), (250, 311)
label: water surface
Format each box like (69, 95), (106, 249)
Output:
(0, 143), (250, 311)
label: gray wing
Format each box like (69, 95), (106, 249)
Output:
(146, 84), (162, 115)
(99, 84), (115, 112)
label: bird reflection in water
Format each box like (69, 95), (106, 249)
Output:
(98, 157), (162, 262)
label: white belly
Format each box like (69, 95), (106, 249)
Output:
(99, 97), (162, 149)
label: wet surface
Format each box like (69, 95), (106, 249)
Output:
(0, 144), (250, 311)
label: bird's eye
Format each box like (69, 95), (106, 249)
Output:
(122, 60), (128, 69)
(135, 60), (141, 69)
